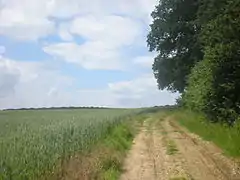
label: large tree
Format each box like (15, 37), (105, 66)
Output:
(147, 0), (203, 92)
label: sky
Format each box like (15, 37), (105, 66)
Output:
(0, 0), (179, 109)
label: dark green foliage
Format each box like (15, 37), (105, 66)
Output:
(184, 0), (240, 124)
(148, 0), (240, 124)
(204, 44), (240, 124)
(182, 53), (214, 112)
(147, 0), (203, 92)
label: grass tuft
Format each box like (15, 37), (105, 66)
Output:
(167, 140), (178, 155)
(170, 177), (187, 180)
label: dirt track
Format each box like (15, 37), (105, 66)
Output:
(120, 117), (240, 180)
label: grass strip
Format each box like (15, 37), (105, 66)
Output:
(53, 115), (143, 180)
(172, 109), (240, 157)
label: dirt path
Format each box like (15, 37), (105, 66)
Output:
(120, 117), (240, 180)
(120, 119), (168, 180)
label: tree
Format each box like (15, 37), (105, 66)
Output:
(183, 0), (240, 124)
(147, 0), (203, 92)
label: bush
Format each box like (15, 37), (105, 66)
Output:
(183, 0), (240, 124)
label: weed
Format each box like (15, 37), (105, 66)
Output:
(100, 167), (121, 180)
(161, 130), (168, 135)
(170, 177), (187, 180)
(167, 140), (178, 155)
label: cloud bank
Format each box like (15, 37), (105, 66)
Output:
(0, 0), (178, 109)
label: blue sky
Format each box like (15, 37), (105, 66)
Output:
(0, 0), (178, 109)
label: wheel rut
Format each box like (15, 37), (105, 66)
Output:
(120, 116), (240, 180)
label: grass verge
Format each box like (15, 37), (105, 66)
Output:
(172, 109), (240, 157)
(54, 115), (143, 180)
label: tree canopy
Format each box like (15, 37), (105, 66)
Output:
(148, 0), (240, 124)
(147, 0), (203, 92)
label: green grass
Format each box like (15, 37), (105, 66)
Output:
(97, 122), (136, 180)
(0, 109), (140, 180)
(170, 177), (187, 180)
(166, 140), (178, 155)
(100, 167), (121, 180)
(173, 109), (240, 157)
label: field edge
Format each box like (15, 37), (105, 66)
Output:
(51, 114), (145, 180)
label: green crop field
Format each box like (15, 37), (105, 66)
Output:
(0, 108), (139, 180)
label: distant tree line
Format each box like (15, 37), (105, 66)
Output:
(148, 0), (240, 125)
(3, 105), (178, 112)
(3, 106), (111, 111)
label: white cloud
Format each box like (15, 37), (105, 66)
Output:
(49, 0), (157, 22)
(0, 0), (157, 40)
(109, 74), (156, 95)
(0, 55), (118, 109)
(109, 74), (179, 107)
(70, 15), (142, 48)
(0, 56), (75, 108)
(0, 56), (178, 109)
(0, 0), (55, 40)
(43, 42), (124, 70)
(133, 55), (155, 68)
(0, 60), (19, 97)
(58, 23), (73, 41)
(0, 0), (179, 109)
(46, 15), (143, 70)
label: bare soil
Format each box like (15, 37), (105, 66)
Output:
(120, 117), (240, 180)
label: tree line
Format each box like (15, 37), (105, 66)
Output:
(148, 0), (240, 125)
(3, 106), (111, 111)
